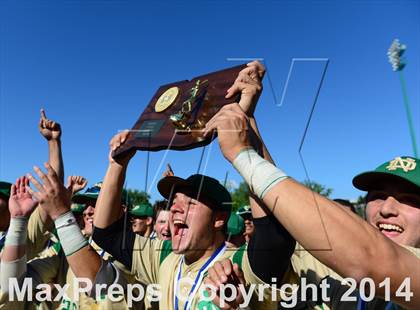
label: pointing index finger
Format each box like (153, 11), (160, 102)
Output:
(40, 109), (47, 120)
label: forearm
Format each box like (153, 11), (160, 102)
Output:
(246, 119), (373, 272)
(39, 139), (64, 232)
(54, 211), (101, 283)
(1, 217), (28, 262)
(94, 163), (126, 228)
(0, 218), (28, 294)
(67, 246), (102, 282)
(48, 139), (64, 183)
(55, 217), (116, 292)
(249, 117), (274, 163)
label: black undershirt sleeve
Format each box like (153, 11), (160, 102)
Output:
(247, 215), (296, 284)
(92, 214), (136, 270)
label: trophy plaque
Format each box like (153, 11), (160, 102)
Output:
(112, 64), (246, 158)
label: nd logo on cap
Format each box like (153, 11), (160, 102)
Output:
(386, 157), (417, 173)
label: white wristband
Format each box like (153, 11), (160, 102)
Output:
(5, 217), (28, 246)
(233, 148), (288, 199)
(54, 211), (88, 256)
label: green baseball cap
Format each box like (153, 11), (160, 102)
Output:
(227, 213), (245, 236)
(72, 182), (103, 204)
(353, 156), (420, 192)
(129, 203), (154, 217)
(71, 203), (86, 214)
(157, 174), (232, 213)
(0, 181), (12, 200)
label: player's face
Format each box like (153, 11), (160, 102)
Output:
(154, 210), (171, 240)
(82, 205), (95, 236)
(366, 183), (420, 247)
(244, 219), (254, 235)
(170, 192), (215, 255)
(131, 216), (149, 235)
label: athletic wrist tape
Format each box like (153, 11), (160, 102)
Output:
(54, 211), (88, 256)
(5, 217), (28, 246)
(233, 148), (288, 199)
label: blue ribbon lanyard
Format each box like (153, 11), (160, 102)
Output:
(0, 232), (6, 251)
(174, 244), (227, 310)
(89, 237), (105, 257)
(357, 296), (366, 310)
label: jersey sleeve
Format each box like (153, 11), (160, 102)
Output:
(26, 208), (50, 260)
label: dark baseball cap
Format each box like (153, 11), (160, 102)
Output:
(236, 205), (253, 220)
(157, 174), (232, 213)
(0, 181), (12, 200)
(353, 156), (420, 192)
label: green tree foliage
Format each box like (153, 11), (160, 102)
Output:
(127, 189), (150, 206)
(302, 180), (333, 197)
(355, 195), (367, 206)
(230, 181), (250, 212)
(354, 194), (367, 219)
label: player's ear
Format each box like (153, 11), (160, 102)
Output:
(214, 211), (228, 231)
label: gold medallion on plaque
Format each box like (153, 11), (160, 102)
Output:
(155, 87), (180, 112)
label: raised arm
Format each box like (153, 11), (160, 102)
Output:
(224, 61), (296, 283)
(26, 164), (102, 285)
(261, 179), (418, 304)
(206, 104), (419, 307)
(0, 177), (37, 293)
(226, 61), (276, 216)
(29, 109), (64, 237)
(94, 131), (135, 229)
(92, 132), (137, 270)
(39, 109), (64, 182)
(201, 64), (296, 310)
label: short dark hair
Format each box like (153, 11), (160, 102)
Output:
(153, 199), (170, 219)
(333, 199), (356, 213)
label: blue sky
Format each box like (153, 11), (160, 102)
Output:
(0, 0), (419, 202)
